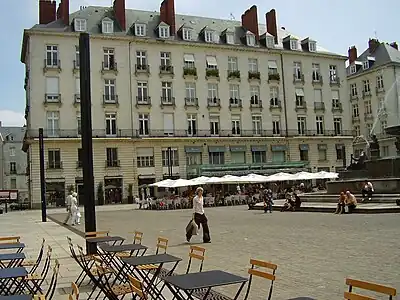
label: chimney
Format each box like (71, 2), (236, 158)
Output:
(113, 0), (126, 31)
(266, 9), (278, 44)
(241, 5), (259, 40)
(390, 42), (398, 50)
(39, 0), (56, 24)
(56, 0), (69, 26)
(368, 38), (380, 53)
(348, 46), (357, 64)
(160, 0), (176, 36)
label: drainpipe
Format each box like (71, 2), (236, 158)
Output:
(280, 53), (290, 161)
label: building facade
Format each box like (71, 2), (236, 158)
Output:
(346, 39), (400, 157)
(0, 123), (28, 200)
(22, 0), (354, 208)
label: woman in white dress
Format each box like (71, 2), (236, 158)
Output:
(70, 192), (80, 225)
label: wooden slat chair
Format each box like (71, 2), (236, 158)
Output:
(116, 231), (144, 258)
(22, 238), (45, 273)
(69, 282), (79, 300)
(137, 237), (168, 271)
(344, 278), (397, 300)
(0, 236), (20, 244)
(25, 246), (53, 294)
(128, 275), (147, 299)
(77, 245), (114, 278)
(33, 259), (60, 300)
(85, 230), (110, 239)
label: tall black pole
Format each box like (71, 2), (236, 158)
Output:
(167, 147), (172, 178)
(79, 33), (97, 254)
(39, 128), (46, 222)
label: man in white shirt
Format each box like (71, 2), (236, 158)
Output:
(186, 187), (211, 243)
(361, 180), (374, 202)
(63, 191), (73, 225)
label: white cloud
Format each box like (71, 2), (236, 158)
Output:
(0, 110), (25, 127)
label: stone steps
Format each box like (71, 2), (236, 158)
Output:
(298, 193), (399, 203)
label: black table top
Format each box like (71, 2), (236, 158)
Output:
(122, 253), (182, 266)
(0, 295), (32, 300)
(86, 236), (125, 244)
(0, 267), (27, 279)
(0, 253), (25, 261)
(164, 270), (248, 290)
(0, 243), (25, 250)
(100, 243), (147, 253)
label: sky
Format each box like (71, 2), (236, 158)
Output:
(0, 0), (398, 127)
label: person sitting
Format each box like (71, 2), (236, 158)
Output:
(281, 194), (295, 212)
(334, 192), (346, 214)
(345, 191), (357, 214)
(293, 193), (302, 209)
(361, 180), (374, 202)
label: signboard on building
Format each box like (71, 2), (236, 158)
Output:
(0, 190), (18, 202)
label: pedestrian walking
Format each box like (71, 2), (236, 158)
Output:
(71, 192), (80, 225)
(63, 191), (73, 225)
(186, 187), (211, 243)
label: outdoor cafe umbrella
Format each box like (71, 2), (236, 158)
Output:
(238, 173), (269, 183)
(289, 171), (314, 181)
(149, 179), (176, 188)
(312, 171), (339, 179)
(265, 172), (294, 182)
(189, 176), (211, 185)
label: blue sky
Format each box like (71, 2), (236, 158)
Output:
(0, 0), (398, 126)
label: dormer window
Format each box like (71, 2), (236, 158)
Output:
(246, 33), (255, 46)
(183, 28), (193, 41)
(350, 65), (357, 74)
(204, 31), (214, 43)
(135, 24), (146, 37)
(309, 41), (317, 52)
(102, 19), (113, 34)
(159, 25), (170, 38)
(290, 39), (298, 50)
(266, 36), (274, 48)
(363, 61), (369, 70)
(74, 19), (87, 32)
(226, 33), (234, 44)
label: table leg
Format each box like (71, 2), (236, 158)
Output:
(233, 282), (247, 299)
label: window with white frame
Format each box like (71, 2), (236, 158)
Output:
(252, 115), (262, 135)
(314, 89), (322, 104)
(266, 36), (274, 48)
(162, 148), (179, 166)
(250, 86), (260, 105)
(268, 60), (278, 74)
(209, 115), (219, 135)
(185, 82), (196, 100)
(290, 39), (298, 50)
(204, 30), (214, 43)
(138, 113), (149, 136)
(159, 25), (169, 38)
(183, 54), (195, 69)
(382, 145), (389, 157)
(316, 116), (324, 135)
(206, 56), (218, 70)
(377, 75), (384, 89)
(45, 45), (58, 67)
(309, 41), (316, 52)
(226, 33), (234, 44)
(207, 83), (218, 100)
(183, 28), (193, 40)
(187, 114), (197, 136)
(354, 125), (360, 136)
(105, 113), (117, 136)
(106, 148), (119, 167)
(102, 19), (113, 33)
(46, 111), (59, 137)
(329, 65), (337, 81)
(363, 80), (371, 92)
(77, 113), (81, 135)
(350, 83), (358, 96)
(228, 57), (238, 71)
(48, 149), (61, 169)
(318, 146), (327, 161)
(332, 90), (340, 108)
(9, 147), (15, 157)
(209, 151), (225, 165)
(229, 84), (240, 103)
(45, 77), (60, 102)
(74, 18), (87, 32)
(135, 23), (146, 36)
(350, 65), (357, 74)
(364, 100), (372, 115)
(248, 58), (258, 72)
(10, 178), (16, 189)
(270, 86), (279, 106)
(293, 62), (302, 79)
(246, 33), (255, 46)
(231, 115), (241, 135)
(186, 153), (202, 166)
(136, 51), (147, 66)
(104, 79), (116, 102)
(160, 52), (171, 67)
(363, 61), (369, 70)
(272, 119), (281, 135)
(137, 81), (148, 102)
(103, 48), (115, 69)
(137, 149), (154, 167)
(295, 88), (305, 106)
(352, 103), (359, 117)
(297, 116), (307, 135)
(74, 46), (80, 68)
(312, 63), (320, 81)
(334, 118), (342, 135)
(378, 98), (385, 113)
(163, 113), (174, 136)
(161, 82), (173, 102)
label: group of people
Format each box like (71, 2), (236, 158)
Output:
(63, 191), (81, 226)
(334, 191), (358, 214)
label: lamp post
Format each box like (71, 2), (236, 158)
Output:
(167, 147), (172, 179)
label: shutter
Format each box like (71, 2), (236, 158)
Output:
(137, 148), (153, 156)
(46, 77), (59, 94)
(314, 89), (322, 102)
(230, 152), (245, 164)
(295, 88), (304, 96)
(206, 56), (217, 66)
(163, 114), (174, 134)
(268, 60), (278, 68)
(272, 151), (285, 162)
(332, 90), (339, 99)
(75, 78), (80, 94)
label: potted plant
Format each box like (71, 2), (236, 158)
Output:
(97, 182), (104, 206)
(128, 184), (134, 204)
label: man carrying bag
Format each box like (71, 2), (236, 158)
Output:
(186, 187), (211, 243)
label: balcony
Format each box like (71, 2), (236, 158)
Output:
(74, 94), (80, 106)
(350, 93), (358, 101)
(184, 97), (199, 108)
(229, 99), (242, 110)
(135, 64), (150, 75)
(295, 101), (307, 112)
(160, 97), (175, 107)
(159, 65), (174, 77)
(293, 73), (305, 84)
(105, 160), (120, 168)
(26, 129), (133, 139)
(73, 60), (80, 72)
(364, 113), (374, 121)
(376, 86), (385, 94)
(183, 67), (197, 79)
(207, 98), (221, 108)
(136, 96), (151, 106)
(329, 76), (341, 86)
(227, 70), (240, 81)
(314, 102), (325, 112)
(268, 73), (280, 83)
(103, 95), (119, 106)
(76, 161), (83, 168)
(352, 116), (360, 123)
(332, 103), (343, 113)
(102, 62), (118, 74)
(250, 99), (263, 110)
(269, 99), (282, 111)
(43, 59), (61, 73)
(248, 71), (261, 82)
(312, 73), (323, 85)
(44, 94), (61, 106)
(205, 68), (219, 80)
(362, 90), (372, 98)
(46, 161), (63, 170)
(10, 169), (17, 175)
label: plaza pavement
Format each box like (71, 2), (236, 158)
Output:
(47, 204), (400, 300)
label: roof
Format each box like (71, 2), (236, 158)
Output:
(0, 126), (26, 143)
(26, 5), (340, 56)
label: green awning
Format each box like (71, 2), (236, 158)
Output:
(251, 145), (267, 151)
(299, 144), (309, 150)
(185, 146), (203, 153)
(208, 146), (226, 152)
(271, 145), (287, 151)
(230, 145), (247, 152)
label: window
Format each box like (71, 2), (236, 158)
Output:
(246, 33), (255, 46)
(309, 41), (316, 52)
(204, 31), (214, 43)
(185, 83), (196, 100)
(248, 58), (258, 72)
(105, 113), (117, 136)
(364, 100), (372, 114)
(382, 146), (389, 157)
(102, 19), (113, 33)
(77, 113), (81, 135)
(229, 84), (240, 103)
(352, 104), (359, 117)
(295, 88), (305, 106)
(183, 28), (192, 40)
(350, 65), (357, 74)
(366, 123), (373, 137)
(48, 149), (61, 169)
(270, 87), (279, 106)
(137, 81), (148, 102)
(75, 77), (80, 100)
(252, 115), (262, 135)
(159, 25), (170, 38)
(45, 77), (60, 102)
(297, 117), (307, 135)
(183, 54), (195, 69)
(226, 33), (234, 44)
(104, 79), (116, 102)
(10, 178), (16, 189)
(266, 36), (274, 48)
(139, 113), (149, 136)
(377, 75), (384, 89)
(103, 48), (115, 69)
(74, 46), (80, 68)
(161, 82), (173, 102)
(231, 115), (241, 135)
(272, 150), (285, 162)
(45, 45), (58, 67)
(231, 150), (246, 164)
(354, 125), (360, 136)
(380, 120), (387, 132)
(207, 83), (218, 100)
(268, 60), (278, 74)
(136, 51), (147, 66)
(334, 118), (342, 135)
(272, 119), (281, 135)
(162, 149), (179, 166)
(314, 89), (322, 104)
(329, 65), (337, 82)
(318, 147), (327, 161)
(9, 162), (16, 174)
(332, 90), (340, 109)
(363, 80), (370, 92)
(350, 83), (358, 96)
(252, 151), (266, 163)
(137, 149), (154, 168)
(363, 61), (369, 70)
(135, 24), (146, 36)
(163, 113), (174, 136)
(186, 153), (202, 166)
(160, 51), (171, 67)
(9, 147), (15, 157)
(74, 18), (87, 32)
(290, 39), (298, 50)
(209, 116), (219, 136)
(250, 86), (260, 105)
(209, 152), (225, 165)
(300, 148), (309, 161)
(316, 116), (324, 135)
(46, 111), (59, 137)
(293, 62), (302, 79)
(106, 148), (119, 167)
(312, 63), (320, 81)
(187, 114), (197, 136)
(228, 57), (238, 71)
(206, 56), (218, 70)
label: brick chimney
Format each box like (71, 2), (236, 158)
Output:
(266, 9), (278, 44)
(368, 38), (380, 53)
(160, 0), (176, 36)
(113, 0), (126, 31)
(241, 5), (259, 40)
(39, 0), (56, 24)
(390, 42), (398, 50)
(348, 46), (357, 64)
(56, 0), (69, 26)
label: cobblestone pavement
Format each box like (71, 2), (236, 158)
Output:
(50, 205), (400, 300)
